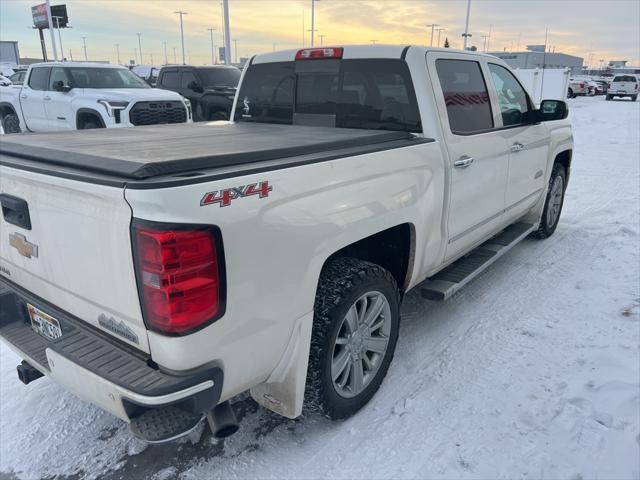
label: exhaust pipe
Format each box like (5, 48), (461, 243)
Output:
(17, 360), (44, 385)
(206, 401), (239, 438)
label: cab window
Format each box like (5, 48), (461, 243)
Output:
(181, 71), (197, 88)
(28, 67), (51, 91)
(48, 67), (71, 90)
(435, 59), (493, 134)
(488, 63), (531, 126)
(161, 71), (179, 88)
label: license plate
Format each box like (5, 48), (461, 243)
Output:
(618, 90), (625, 93)
(28, 304), (62, 340)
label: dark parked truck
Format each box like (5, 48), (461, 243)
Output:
(156, 65), (241, 121)
(0, 45), (573, 444)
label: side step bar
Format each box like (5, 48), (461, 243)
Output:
(421, 222), (536, 301)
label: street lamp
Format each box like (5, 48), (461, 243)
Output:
(174, 11), (188, 65)
(437, 28), (446, 48)
(426, 24), (439, 47)
(136, 33), (143, 64)
(163, 41), (168, 65)
(310, 0), (319, 47)
(81, 36), (88, 61)
(462, 0), (472, 50)
(319, 34), (327, 46)
(207, 28), (216, 65)
(115, 43), (120, 64)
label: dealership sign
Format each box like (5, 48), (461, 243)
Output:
(31, 3), (68, 29)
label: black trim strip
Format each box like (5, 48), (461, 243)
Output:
(401, 45), (410, 60)
(1, 137), (434, 190)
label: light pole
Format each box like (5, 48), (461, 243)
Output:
(481, 35), (488, 52)
(173, 46), (177, 64)
(174, 11), (188, 65)
(233, 39), (238, 63)
(426, 24), (439, 47)
(136, 33), (143, 64)
(134, 48), (137, 65)
(45, 0), (58, 60)
(437, 28), (445, 48)
(310, 0), (318, 47)
(370, 39), (378, 44)
(462, 0), (472, 50)
(81, 36), (88, 61)
(115, 43), (120, 64)
(222, 0), (231, 65)
(486, 24), (492, 51)
(319, 34), (326, 46)
(53, 16), (64, 60)
(163, 41), (168, 65)
(207, 28), (216, 65)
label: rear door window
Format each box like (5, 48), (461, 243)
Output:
(28, 67), (51, 91)
(48, 67), (71, 90)
(435, 59), (494, 134)
(161, 71), (179, 88)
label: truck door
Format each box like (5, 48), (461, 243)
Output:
(486, 63), (549, 223)
(20, 67), (51, 131)
(179, 70), (202, 120)
(44, 67), (74, 130)
(428, 54), (509, 261)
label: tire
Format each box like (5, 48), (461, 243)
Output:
(567, 88), (574, 99)
(632, 95), (638, 102)
(305, 257), (400, 419)
(531, 163), (567, 239)
(208, 110), (228, 121)
(606, 94), (612, 101)
(1, 113), (21, 134)
(79, 119), (102, 130)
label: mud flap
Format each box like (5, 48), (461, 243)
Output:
(249, 311), (313, 418)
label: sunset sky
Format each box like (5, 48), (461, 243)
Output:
(1, 0), (638, 67)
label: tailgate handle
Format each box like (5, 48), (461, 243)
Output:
(0, 194), (32, 230)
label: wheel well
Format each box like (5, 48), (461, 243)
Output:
(555, 150), (572, 183)
(76, 109), (104, 129)
(325, 224), (414, 293)
(0, 103), (17, 119)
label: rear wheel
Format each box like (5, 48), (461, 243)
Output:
(606, 94), (612, 101)
(305, 257), (400, 419)
(567, 88), (574, 99)
(531, 163), (566, 239)
(1, 113), (21, 134)
(632, 95), (638, 102)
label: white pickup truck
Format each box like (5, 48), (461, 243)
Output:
(0, 46), (573, 443)
(0, 62), (192, 134)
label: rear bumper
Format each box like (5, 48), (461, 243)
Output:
(0, 277), (222, 422)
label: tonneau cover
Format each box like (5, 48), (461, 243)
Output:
(0, 122), (412, 180)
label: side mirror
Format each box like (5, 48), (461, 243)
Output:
(536, 100), (568, 121)
(187, 80), (203, 93)
(53, 80), (72, 92)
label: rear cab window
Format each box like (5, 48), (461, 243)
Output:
(236, 58), (421, 132)
(613, 75), (637, 83)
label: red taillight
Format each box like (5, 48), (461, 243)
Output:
(133, 221), (225, 335)
(579, 82), (585, 88)
(295, 47), (343, 60)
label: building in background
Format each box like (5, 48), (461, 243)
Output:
(488, 45), (584, 74)
(0, 41), (21, 65)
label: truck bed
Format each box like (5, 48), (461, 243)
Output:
(0, 122), (427, 188)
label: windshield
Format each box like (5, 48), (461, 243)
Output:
(198, 68), (241, 88)
(236, 59), (422, 133)
(613, 75), (637, 83)
(66, 67), (150, 89)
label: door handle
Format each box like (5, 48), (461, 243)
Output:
(21, 95), (28, 99)
(43, 96), (51, 101)
(511, 142), (525, 152)
(454, 156), (474, 168)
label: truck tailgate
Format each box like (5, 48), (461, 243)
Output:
(0, 165), (148, 353)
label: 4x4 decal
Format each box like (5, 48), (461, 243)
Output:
(200, 181), (273, 207)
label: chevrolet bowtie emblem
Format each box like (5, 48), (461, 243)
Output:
(9, 233), (38, 259)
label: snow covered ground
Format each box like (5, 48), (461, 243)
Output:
(1, 96), (639, 480)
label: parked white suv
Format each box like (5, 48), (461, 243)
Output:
(0, 62), (192, 133)
(606, 75), (638, 101)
